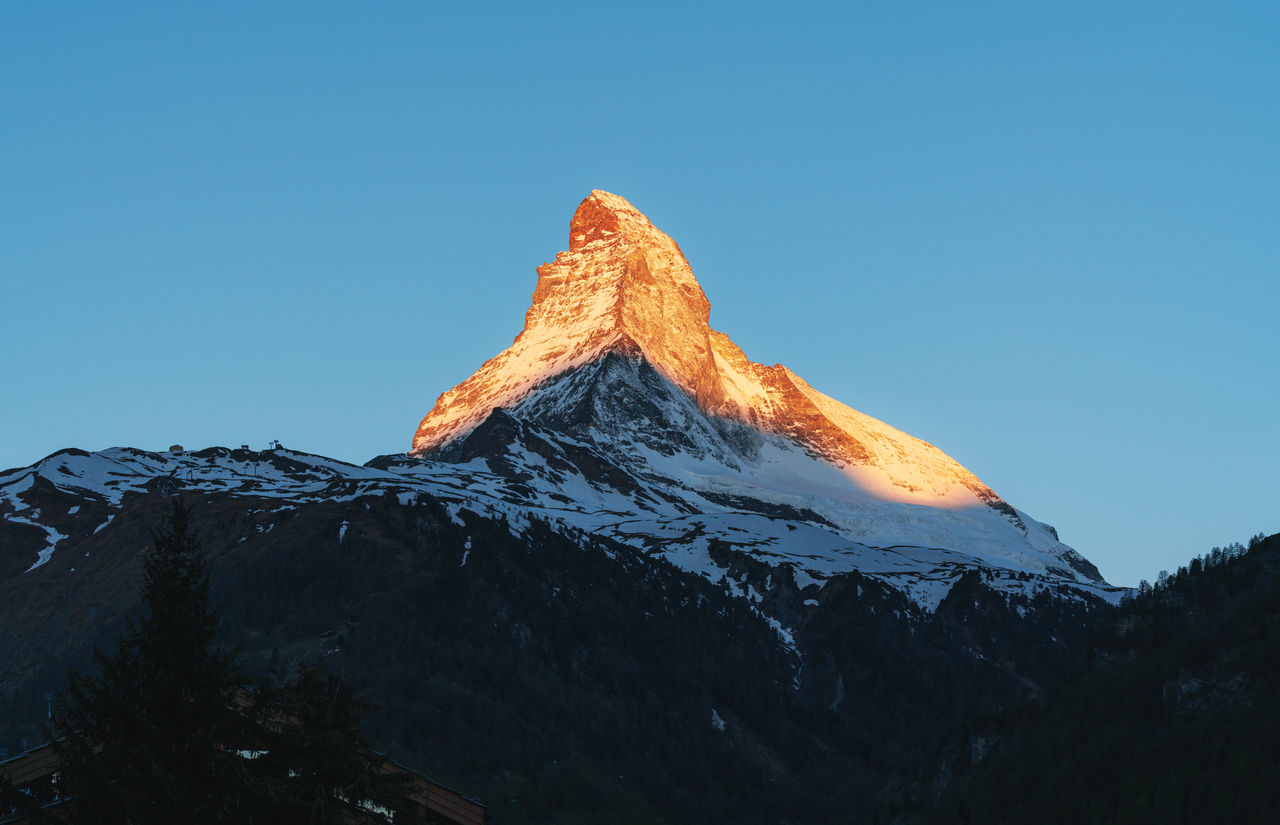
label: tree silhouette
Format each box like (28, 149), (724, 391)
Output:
(50, 499), (404, 824)
(52, 499), (249, 823)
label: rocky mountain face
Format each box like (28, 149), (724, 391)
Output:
(412, 190), (1011, 510)
(411, 190), (1116, 608)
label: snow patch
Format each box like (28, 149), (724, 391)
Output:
(9, 515), (69, 572)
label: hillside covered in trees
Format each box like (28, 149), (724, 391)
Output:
(2, 490), (1113, 825)
(917, 532), (1280, 824)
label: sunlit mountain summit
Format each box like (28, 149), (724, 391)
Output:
(409, 190), (1116, 607)
(0, 191), (1120, 612)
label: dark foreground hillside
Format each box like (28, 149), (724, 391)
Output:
(917, 532), (1280, 825)
(1, 489), (1107, 825)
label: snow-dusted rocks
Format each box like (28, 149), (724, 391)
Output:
(405, 191), (1118, 607)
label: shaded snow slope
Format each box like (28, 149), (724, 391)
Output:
(3, 403), (1122, 611)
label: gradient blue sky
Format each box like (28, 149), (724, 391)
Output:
(3, 1), (1276, 586)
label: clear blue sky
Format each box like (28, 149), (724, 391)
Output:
(3, 1), (1276, 586)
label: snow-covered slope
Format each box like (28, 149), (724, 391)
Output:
(1, 436), (1123, 613)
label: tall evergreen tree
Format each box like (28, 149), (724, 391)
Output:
(52, 499), (250, 824)
(49, 499), (408, 824)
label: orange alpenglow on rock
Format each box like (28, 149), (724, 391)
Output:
(412, 190), (1006, 511)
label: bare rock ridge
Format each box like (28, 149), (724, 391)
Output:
(411, 190), (1015, 513)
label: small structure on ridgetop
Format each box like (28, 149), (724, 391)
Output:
(169, 445), (184, 454)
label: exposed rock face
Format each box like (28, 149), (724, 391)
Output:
(412, 190), (1008, 512)
(412, 191), (717, 454)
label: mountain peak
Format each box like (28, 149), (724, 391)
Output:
(410, 192), (1009, 516)
(568, 190), (656, 251)
(413, 191), (720, 454)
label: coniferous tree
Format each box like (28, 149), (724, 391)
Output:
(52, 499), (250, 824)
(49, 500), (407, 824)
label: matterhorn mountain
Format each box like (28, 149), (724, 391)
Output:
(406, 189), (1116, 608)
(0, 191), (1119, 615)
(2, 190), (1136, 824)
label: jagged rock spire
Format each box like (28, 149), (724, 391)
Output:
(411, 191), (1007, 511)
(412, 190), (719, 453)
